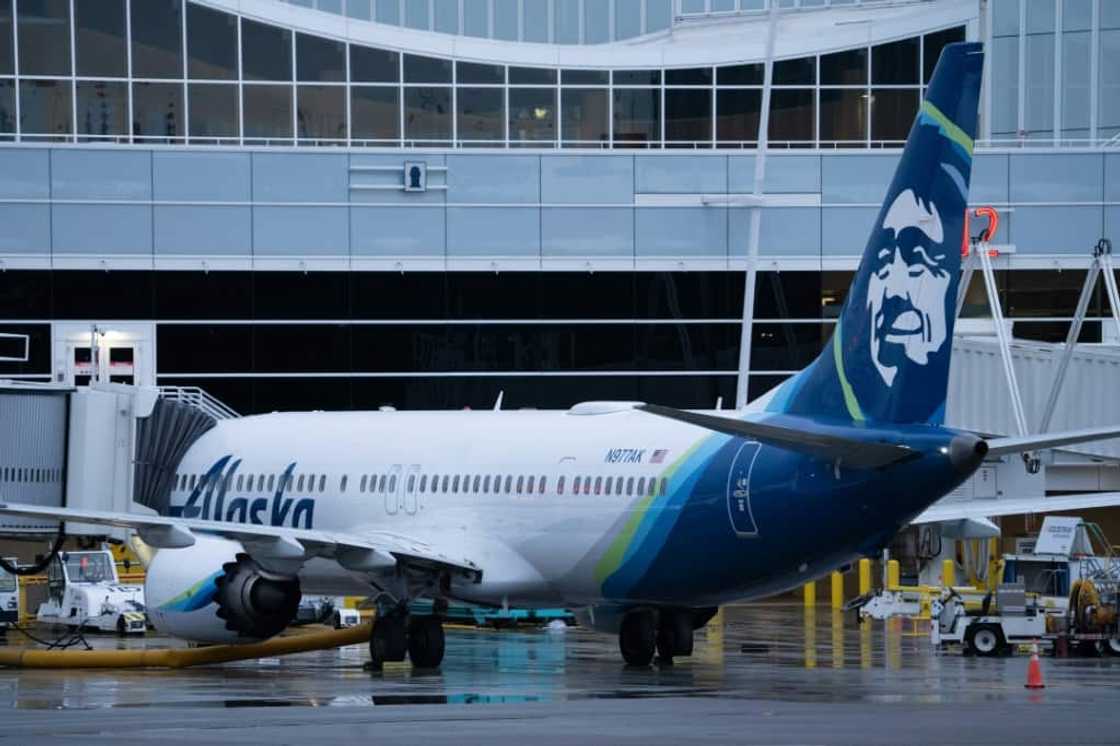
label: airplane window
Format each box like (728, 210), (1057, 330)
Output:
(256, 474), (265, 491)
(527, 475), (534, 494)
(341, 475), (349, 493)
(472, 475), (481, 493)
(236, 474), (244, 492)
(594, 476), (602, 495)
(429, 474), (438, 492)
(189, 474), (197, 490)
(636, 477), (645, 496)
(419, 474), (427, 492)
(539, 476), (546, 494)
(267, 474), (275, 492)
(626, 476), (634, 495)
(376, 475), (385, 492)
(616, 478), (624, 496)
(360, 474), (367, 492)
(604, 476), (613, 494)
(442, 474), (450, 492)
(407, 474), (415, 492)
(504, 475), (512, 493)
(298, 474), (306, 491)
(483, 475), (491, 492)
(516, 475), (524, 493)
(387, 475), (395, 493)
(659, 478), (667, 496)
(558, 476), (565, 495)
(452, 475), (460, 493)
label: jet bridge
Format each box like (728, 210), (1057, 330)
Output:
(0, 382), (239, 541)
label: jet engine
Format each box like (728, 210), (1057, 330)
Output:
(145, 534), (301, 643)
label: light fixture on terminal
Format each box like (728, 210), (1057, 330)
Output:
(532, 107), (550, 120)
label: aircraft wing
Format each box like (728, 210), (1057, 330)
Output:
(0, 502), (482, 582)
(913, 492), (1120, 524)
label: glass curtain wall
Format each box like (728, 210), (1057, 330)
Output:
(4, 267), (1104, 412)
(0, 0), (964, 149)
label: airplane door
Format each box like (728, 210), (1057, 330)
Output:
(385, 464), (402, 515)
(726, 441), (761, 537)
(403, 464), (420, 515)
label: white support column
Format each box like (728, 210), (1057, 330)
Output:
(237, 14), (244, 146)
(981, 0), (992, 141)
(344, 41), (352, 145)
(734, 2), (777, 409)
(1053, 0), (1062, 145)
(126, 0), (134, 143)
(1039, 258), (1101, 433)
(69, 0), (77, 141)
(11, 0), (19, 141)
(978, 245), (1029, 438)
(291, 26), (298, 143)
(1089, 0), (1099, 141)
(1016, 0), (1025, 137)
(182, 0), (189, 143)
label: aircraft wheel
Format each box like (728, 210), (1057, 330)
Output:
(407, 616), (445, 669)
(656, 611), (694, 662)
(619, 610), (656, 667)
(965, 623), (1005, 657)
(369, 612), (408, 670)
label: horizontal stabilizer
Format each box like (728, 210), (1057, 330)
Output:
(985, 425), (1120, 456)
(636, 404), (917, 469)
(914, 492), (1120, 525)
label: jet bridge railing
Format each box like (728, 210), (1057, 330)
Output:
(157, 386), (240, 421)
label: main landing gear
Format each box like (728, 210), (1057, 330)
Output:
(619, 609), (698, 666)
(368, 605), (446, 670)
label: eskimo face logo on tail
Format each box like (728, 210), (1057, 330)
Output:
(866, 188), (951, 387)
(171, 457), (315, 529)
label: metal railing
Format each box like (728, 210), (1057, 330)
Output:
(157, 386), (241, 421)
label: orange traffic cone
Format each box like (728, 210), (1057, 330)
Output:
(1025, 641), (1045, 689)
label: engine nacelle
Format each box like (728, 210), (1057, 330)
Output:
(145, 534), (301, 643)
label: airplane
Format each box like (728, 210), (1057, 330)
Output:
(2, 41), (1120, 669)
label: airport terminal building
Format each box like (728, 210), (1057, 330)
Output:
(0, 0), (1117, 416)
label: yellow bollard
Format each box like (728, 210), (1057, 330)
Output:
(887, 559), (900, 590)
(803, 580), (816, 607)
(942, 559), (955, 587)
(858, 558), (872, 595)
(830, 571), (844, 609)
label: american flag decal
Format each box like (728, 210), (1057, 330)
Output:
(650, 449), (668, 464)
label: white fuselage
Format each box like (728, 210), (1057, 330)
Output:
(167, 404), (741, 607)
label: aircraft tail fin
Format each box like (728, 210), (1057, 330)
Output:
(768, 41), (984, 425)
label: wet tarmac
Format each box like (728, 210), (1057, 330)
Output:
(1, 604), (1118, 744)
